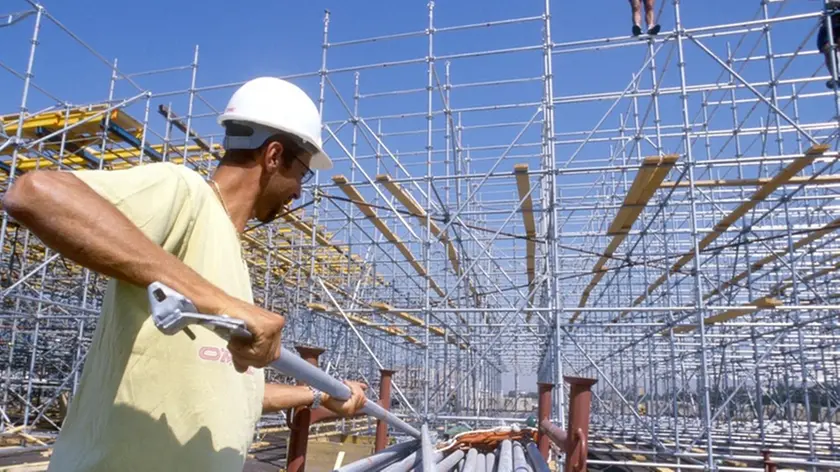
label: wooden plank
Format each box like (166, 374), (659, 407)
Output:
(333, 175), (445, 298)
(376, 174), (479, 304)
(661, 174), (840, 189)
(615, 146), (829, 324)
(514, 164), (537, 306)
(668, 297), (782, 334)
(570, 155), (678, 323)
(705, 216), (840, 300)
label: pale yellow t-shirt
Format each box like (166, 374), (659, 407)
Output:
(46, 162), (265, 472)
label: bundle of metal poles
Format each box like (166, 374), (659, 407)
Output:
(334, 437), (550, 472)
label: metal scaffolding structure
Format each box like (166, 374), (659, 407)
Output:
(3, 0), (840, 469)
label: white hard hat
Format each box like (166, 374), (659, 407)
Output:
(218, 77), (332, 170)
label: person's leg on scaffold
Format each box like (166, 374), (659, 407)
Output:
(644, 0), (662, 35)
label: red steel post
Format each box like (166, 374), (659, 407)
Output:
(286, 345), (326, 472)
(537, 382), (554, 460)
(375, 369), (396, 452)
(564, 376), (597, 472)
(762, 449), (777, 472)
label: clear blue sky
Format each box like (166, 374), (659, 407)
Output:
(1, 0), (834, 392)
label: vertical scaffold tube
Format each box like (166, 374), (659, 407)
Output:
(376, 369), (397, 452)
(421, 423), (436, 472)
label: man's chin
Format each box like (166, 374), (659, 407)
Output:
(258, 207), (284, 224)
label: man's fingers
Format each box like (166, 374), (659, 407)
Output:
(232, 358), (248, 374)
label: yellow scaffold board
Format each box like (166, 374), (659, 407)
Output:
(332, 175), (445, 298)
(570, 155), (678, 323)
(514, 164), (538, 311)
(666, 296), (782, 335)
(705, 216), (840, 301)
(614, 144), (830, 324)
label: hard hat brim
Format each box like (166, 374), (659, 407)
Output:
(310, 150), (333, 171)
(218, 112), (333, 171)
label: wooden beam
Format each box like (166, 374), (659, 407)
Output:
(333, 174), (445, 298)
(376, 174), (462, 276)
(570, 155), (679, 323)
(660, 174), (840, 189)
(667, 296), (782, 335)
(514, 164), (537, 310)
(376, 174), (481, 309)
(705, 216), (840, 301)
(614, 144), (830, 324)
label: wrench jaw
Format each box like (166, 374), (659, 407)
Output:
(147, 281), (254, 341)
(147, 281), (199, 336)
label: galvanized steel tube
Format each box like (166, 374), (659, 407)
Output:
(475, 453), (486, 472)
(382, 450), (443, 472)
(435, 450), (465, 472)
(525, 442), (551, 472)
(512, 442), (532, 472)
(462, 448), (478, 472)
(421, 423), (436, 472)
(485, 452), (496, 472)
(498, 440), (513, 472)
(273, 346), (421, 438)
(334, 440), (419, 472)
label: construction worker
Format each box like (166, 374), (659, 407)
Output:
(2, 76), (368, 471)
(818, 6), (840, 89)
(629, 0), (661, 37)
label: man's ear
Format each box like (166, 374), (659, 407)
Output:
(263, 140), (285, 173)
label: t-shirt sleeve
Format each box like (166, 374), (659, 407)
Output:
(70, 163), (205, 252)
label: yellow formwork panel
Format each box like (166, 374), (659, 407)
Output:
(1, 105), (144, 154)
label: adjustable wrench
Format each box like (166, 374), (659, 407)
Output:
(146, 281), (422, 439)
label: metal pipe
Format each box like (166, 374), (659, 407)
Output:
(565, 376), (597, 472)
(485, 452), (495, 472)
(421, 423), (436, 472)
(525, 442), (551, 472)
(498, 440), (513, 472)
(539, 419), (567, 449)
(462, 448), (478, 472)
(376, 369), (396, 452)
(475, 453), (486, 472)
(286, 345), (325, 472)
(272, 346), (421, 438)
(435, 450), (465, 472)
(334, 440), (419, 472)
(536, 383), (553, 459)
(512, 442), (533, 472)
(382, 450), (443, 472)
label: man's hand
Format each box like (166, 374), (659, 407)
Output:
(322, 381), (368, 417)
(221, 298), (286, 373)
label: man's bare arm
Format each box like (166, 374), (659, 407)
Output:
(262, 384), (316, 414)
(262, 382), (368, 416)
(2, 170), (286, 371)
(3, 171), (228, 314)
